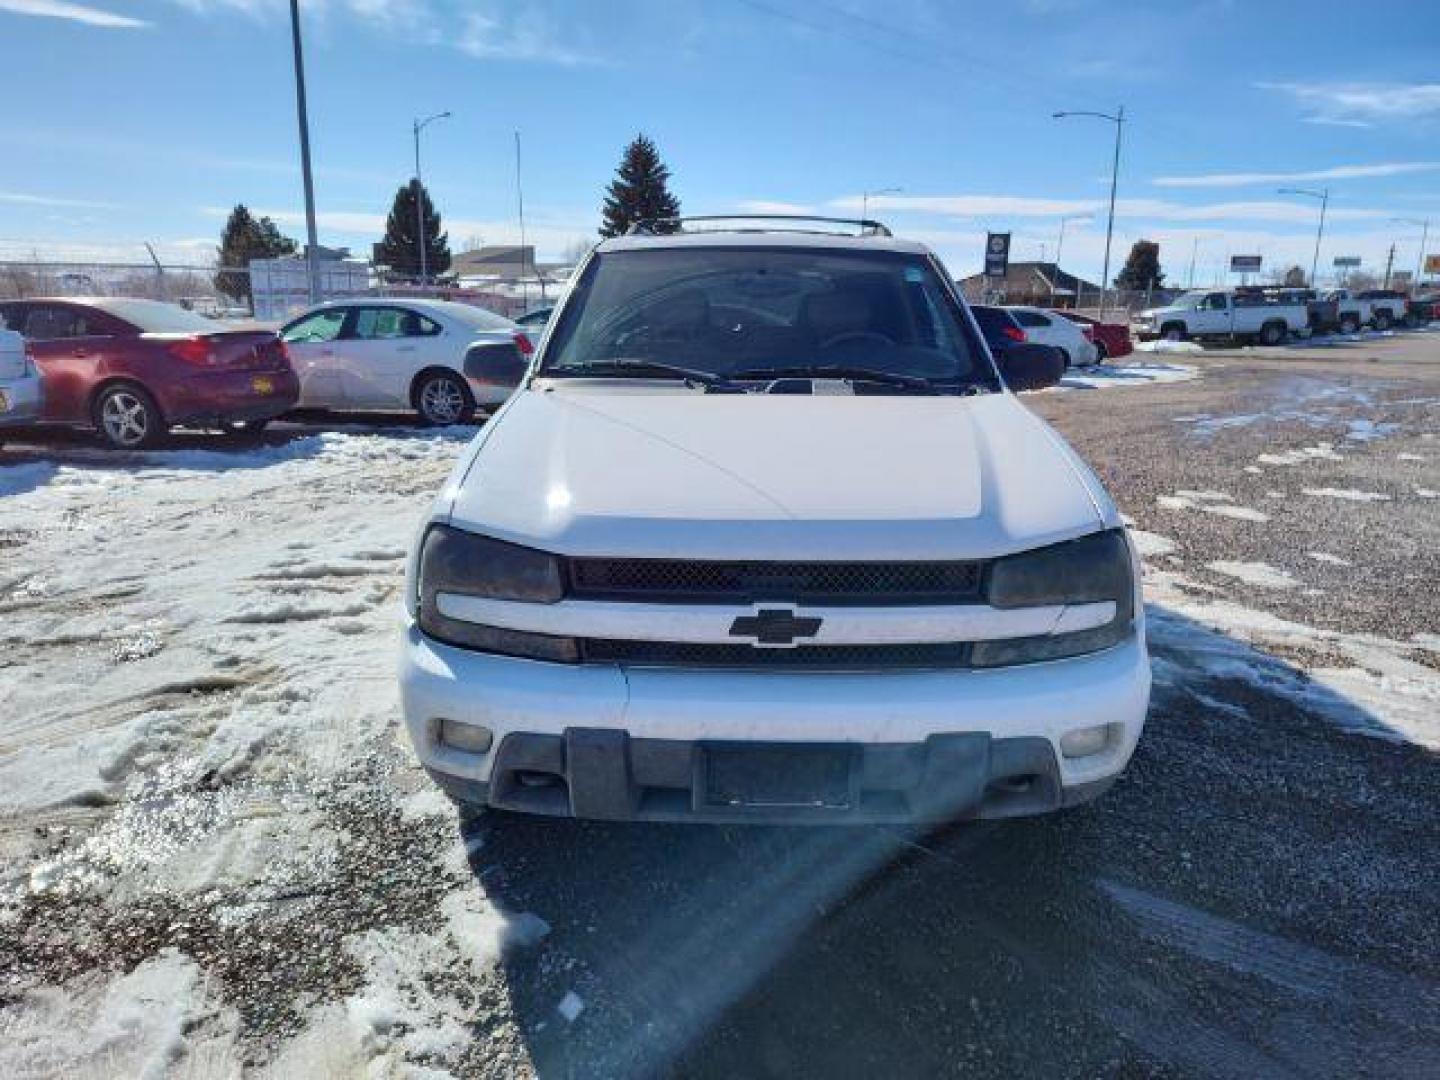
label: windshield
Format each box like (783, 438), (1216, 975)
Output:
(541, 247), (994, 389)
(437, 302), (514, 331)
(92, 298), (225, 334)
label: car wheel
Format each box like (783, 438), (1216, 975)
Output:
(415, 371), (475, 426)
(94, 383), (165, 450)
(1340, 314), (1360, 334)
(1161, 324), (1186, 342)
(1373, 310), (1392, 331)
(1259, 322), (1285, 346)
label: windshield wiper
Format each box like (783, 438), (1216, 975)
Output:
(728, 365), (941, 393)
(543, 359), (728, 388)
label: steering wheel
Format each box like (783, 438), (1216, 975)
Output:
(819, 330), (895, 350)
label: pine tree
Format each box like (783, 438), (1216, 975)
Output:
(215, 205), (298, 303)
(1114, 240), (1165, 291)
(599, 134), (681, 238)
(376, 180), (451, 281)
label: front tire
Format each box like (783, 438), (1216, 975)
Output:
(94, 383), (165, 450)
(1259, 321), (1286, 346)
(1160, 323), (1186, 342)
(1373, 310), (1392, 331)
(1339, 314), (1360, 335)
(414, 371), (475, 426)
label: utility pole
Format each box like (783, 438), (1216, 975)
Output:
(1392, 217), (1430, 286)
(1187, 236), (1199, 288)
(515, 131), (539, 303)
(1053, 106), (1124, 318)
(412, 111), (452, 287)
(288, 0), (321, 305)
(1278, 187), (1328, 287)
(1383, 244), (1396, 288)
(144, 242), (165, 300)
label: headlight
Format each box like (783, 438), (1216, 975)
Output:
(972, 529), (1134, 667)
(416, 525), (578, 662)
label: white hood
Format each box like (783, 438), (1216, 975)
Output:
(443, 386), (1110, 560)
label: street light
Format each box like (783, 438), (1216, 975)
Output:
(860, 186), (903, 222)
(288, 0), (321, 304)
(413, 111), (452, 286)
(1053, 107), (1124, 316)
(1393, 217), (1430, 285)
(1052, 213), (1091, 302)
(1277, 187), (1328, 287)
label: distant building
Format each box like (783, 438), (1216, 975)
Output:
(955, 262), (1100, 307)
(451, 245), (537, 280)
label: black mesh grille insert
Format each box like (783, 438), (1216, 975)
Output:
(580, 640), (971, 669)
(566, 558), (983, 604)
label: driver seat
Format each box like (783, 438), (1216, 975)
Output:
(799, 289), (873, 346)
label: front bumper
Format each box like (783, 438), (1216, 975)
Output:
(400, 621), (1150, 824)
(161, 369), (300, 426)
(0, 373), (43, 427)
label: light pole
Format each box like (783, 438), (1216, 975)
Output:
(1053, 106), (1124, 317)
(1052, 213), (1090, 303)
(412, 111), (451, 286)
(288, 0), (321, 304)
(1278, 187), (1328, 287)
(860, 186), (903, 222)
(1392, 217), (1430, 285)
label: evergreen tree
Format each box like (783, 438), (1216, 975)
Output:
(1282, 265), (1308, 287)
(599, 134), (681, 238)
(1114, 240), (1165, 290)
(376, 179), (451, 281)
(215, 204), (298, 303)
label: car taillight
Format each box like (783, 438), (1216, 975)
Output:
(168, 337), (213, 365)
(1003, 326), (1026, 343)
(1081, 326), (1095, 342)
(513, 332), (534, 356)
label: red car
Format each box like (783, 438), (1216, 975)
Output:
(1055, 311), (1133, 362)
(0, 297), (298, 449)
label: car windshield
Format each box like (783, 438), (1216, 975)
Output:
(541, 247), (995, 390)
(92, 299), (223, 334)
(438, 303), (514, 331)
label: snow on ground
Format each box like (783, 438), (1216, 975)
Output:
(1301, 487), (1392, 502)
(1133, 339), (1203, 354)
(0, 428), (551, 1076)
(1056, 361), (1199, 390)
(1205, 561), (1298, 591)
(1156, 490), (1270, 523)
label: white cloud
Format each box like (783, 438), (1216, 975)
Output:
(0, 190), (116, 209)
(1259, 81), (1440, 125)
(0, 0), (147, 27)
(832, 193), (1402, 225)
(1154, 162), (1440, 189)
(734, 200), (818, 215)
(456, 7), (605, 66)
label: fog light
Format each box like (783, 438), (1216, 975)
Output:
(1060, 723), (1113, 759)
(437, 719), (493, 754)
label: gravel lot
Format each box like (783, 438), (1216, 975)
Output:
(0, 334), (1436, 1078)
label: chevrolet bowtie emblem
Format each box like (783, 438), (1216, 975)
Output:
(729, 606), (823, 648)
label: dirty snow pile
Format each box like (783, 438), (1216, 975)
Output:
(0, 430), (549, 1077)
(1056, 361), (1199, 391)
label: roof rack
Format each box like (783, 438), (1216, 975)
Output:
(625, 214), (893, 238)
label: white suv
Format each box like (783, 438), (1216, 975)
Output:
(399, 218), (1150, 825)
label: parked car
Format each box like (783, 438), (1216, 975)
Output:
(279, 298), (534, 425)
(514, 305), (554, 330)
(1406, 292), (1439, 324)
(0, 297), (297, 449)
(1131, 289), (1306, 345)
(1004, 305), (1098, 367)
(1055, 311), (1132, 361)
(0, 323), (43, 450)
(400, 216), (1147, 826)
(970, 304), (1067, 384)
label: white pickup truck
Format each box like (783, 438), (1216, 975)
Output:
(1131, 290), (1307, 345)
(1322, 289), (1406, 332)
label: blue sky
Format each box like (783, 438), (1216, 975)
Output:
(2, 0), (1438, 284)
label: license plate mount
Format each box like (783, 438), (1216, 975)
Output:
(699, 743), (857, 812)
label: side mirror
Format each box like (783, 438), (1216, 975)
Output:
(995, 343), (1065, 392)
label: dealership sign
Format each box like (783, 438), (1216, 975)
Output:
(1333, 256), (1362, 268)
(1229, 255), (1262, 272)
(1425, 254), (1440, 275)
(984, 232), (1011, 278)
